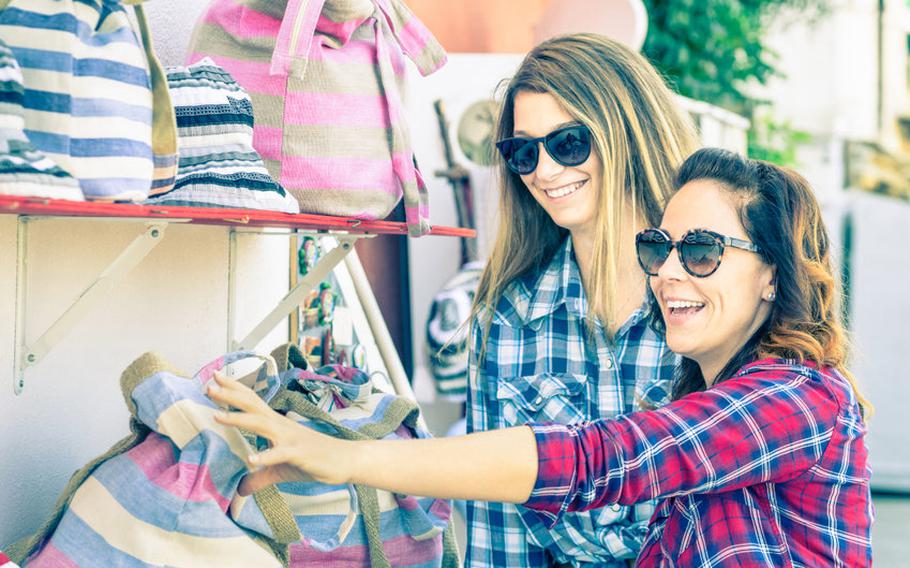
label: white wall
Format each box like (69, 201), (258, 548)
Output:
(0, 0), (291, 546)
(848, 192), (910, 491)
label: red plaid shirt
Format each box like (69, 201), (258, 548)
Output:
(525, 359), (873, 567)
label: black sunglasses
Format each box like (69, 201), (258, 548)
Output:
(636, 228), (762, 278)
(495, 124), (592, 175)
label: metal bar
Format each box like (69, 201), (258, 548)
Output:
(13, 217), (29, 394)
(227, 229), (238, 354)
(342, 250), (421, 409)
(235, 234), (363, 350)
(16, 222), (168, 392)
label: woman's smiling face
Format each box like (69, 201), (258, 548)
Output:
(512, 91), (602, 240)
(649, 179), (776, 383)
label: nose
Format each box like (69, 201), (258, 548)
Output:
(533, 142), (564, 181)
(656, 244), (687, 282)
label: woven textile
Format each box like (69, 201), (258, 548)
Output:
(0, 0), (177, 201)
(267, 344), (460, 568)
(0, 37), (82, 199)
(0, 552), (19, 568)
(145, 58), (299, 213)
(187, 0), (446, 236)
(6, 351), (300, 568)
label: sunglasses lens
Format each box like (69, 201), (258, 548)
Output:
(496, 138), (538, 175)
(636, 231), (671, 275)
(680, 233), (722, 276)
(546, 126), (591, 166)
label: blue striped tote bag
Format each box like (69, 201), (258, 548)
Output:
(0, 0), (177, 201)
(3, 350), (301, 567)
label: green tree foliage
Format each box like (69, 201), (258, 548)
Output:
(641, 0), (827, 163)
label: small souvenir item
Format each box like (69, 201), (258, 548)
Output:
(298, 237), (320, 275)
(318, 282), (336, 325)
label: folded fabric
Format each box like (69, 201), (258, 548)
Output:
(0, 551), (20, 568)
(0, 0), (176, 202)
(267, 344), (460, 568)
(144, 58), (299, 213)
(0, 38), (82, 200)
(5, 351), (300, 568)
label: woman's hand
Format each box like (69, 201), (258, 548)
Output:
(208, 371), (360, 496)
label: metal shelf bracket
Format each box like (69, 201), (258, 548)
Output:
(13, 218), (168, 394)
(230, 233), (367, 351)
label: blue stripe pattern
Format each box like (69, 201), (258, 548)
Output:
(0, 0), (156, 200)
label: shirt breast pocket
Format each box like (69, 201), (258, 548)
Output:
(492, 373), (588, 425)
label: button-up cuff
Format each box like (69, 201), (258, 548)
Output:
(521, 422), (579, 529)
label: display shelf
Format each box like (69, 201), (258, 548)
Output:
(3, 195), (475, 395)
(0, 195), (475, 238)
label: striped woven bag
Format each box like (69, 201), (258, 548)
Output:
(187, 0), (446, 236)
(4, 351), (301, 568)
(267, 344), (461, 568)
(0, 0), (177, 201)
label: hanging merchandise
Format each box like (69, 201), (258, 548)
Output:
(187, 0), (447, 236)
(267, 344), (460, 568)
(144, 58), (299, 213)
(317, 282), (337, 325)
(298, 236), (320, 275)
(0, 38), (82, 200)
(426, 261), (484, 400)
(0, 0), (178, 201)
(3, 351), (300, 568)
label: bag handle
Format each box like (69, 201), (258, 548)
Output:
(122, 1), (179, 189)
(193, 350), (284, 401)
(270, 0), (326, 76)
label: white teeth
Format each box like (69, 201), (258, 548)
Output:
(667, 300), (705, 309)
(544, 180), (585, 198)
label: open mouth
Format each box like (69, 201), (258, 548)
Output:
(543, 179), (586, 199)
(666, 300), (706, 317)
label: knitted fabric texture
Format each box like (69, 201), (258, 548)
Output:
(8, 351), (300, 568)
(145, 58), (299, 213)
(186, 0), (446, 236)
(0, 0), (176, 201)
(0, 38), (82, 200)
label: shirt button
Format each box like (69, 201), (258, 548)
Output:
(604, 359), (614, 370)
(534, 395), (543, 405)
(611, 504), (621, 512)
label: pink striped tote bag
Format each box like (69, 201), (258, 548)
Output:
(187, 0), (446, 236)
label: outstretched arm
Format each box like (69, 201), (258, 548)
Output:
(209, 371), (539, 501)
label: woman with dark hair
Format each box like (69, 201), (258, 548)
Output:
(209, 148), (873, 567)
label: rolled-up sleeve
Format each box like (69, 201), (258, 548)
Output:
(524, 367), (840, 528)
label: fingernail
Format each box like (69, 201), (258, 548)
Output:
(248, 454), (259, 465)
(208, 384), (221, 394)
(215, 411), (228, 421)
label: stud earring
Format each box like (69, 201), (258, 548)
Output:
(767, 291), (776, 302)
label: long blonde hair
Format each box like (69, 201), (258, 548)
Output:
(473, 33), (698, 347)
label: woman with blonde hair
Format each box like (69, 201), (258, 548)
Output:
(463, 32), (697, 566)
(210, 148), (874, 567)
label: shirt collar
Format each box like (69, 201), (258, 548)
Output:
(510, 237), (654, 334)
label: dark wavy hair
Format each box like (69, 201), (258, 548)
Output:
(650, 148), (872, 416)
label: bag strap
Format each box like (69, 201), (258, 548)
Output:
(441, 518), (461, 567)
(129, 2), (179, 187)
(371, 0), (446, 76)
(271, 0), (326, 76)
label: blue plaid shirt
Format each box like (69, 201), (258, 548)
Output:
(466, 238), (678, 567)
